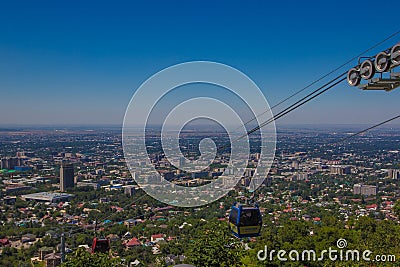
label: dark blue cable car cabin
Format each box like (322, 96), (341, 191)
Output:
(228, 203), (262, 238)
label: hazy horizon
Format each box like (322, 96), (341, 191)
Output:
(1, 122), (400, 129)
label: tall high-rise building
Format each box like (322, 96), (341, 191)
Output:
(330, 165), (351, 175)
(60, 163), (74, 192)
(388, 169), (400, 179)
(291, 160), (299, 170)
(1, 157), (22, 170)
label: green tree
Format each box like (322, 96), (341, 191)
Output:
(185, 221), (242, 267)
(393, 199), (400, 217)
(61, 247), (121, 267)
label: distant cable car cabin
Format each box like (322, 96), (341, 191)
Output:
(91, 237), (110, 253)
(228, 202), (262, 238)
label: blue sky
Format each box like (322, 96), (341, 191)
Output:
(0, 0), (399, 126)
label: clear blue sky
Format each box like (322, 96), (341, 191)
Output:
(0, 0), (399, 126)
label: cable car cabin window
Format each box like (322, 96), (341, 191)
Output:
(96, 242), (109, 252)
(93, 239), (110, 253)
(239, 209), (260, 226)
(229, 209), (238, 224)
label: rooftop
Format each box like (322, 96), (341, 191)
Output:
(21, 192), (74, 202)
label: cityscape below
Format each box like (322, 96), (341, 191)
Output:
(0, 125), (399, 266)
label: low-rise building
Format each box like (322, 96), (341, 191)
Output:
(21, 192), (74, 203)
(353, 184), (378, 196)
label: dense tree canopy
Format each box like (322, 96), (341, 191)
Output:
(61, 248), (121, 267)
